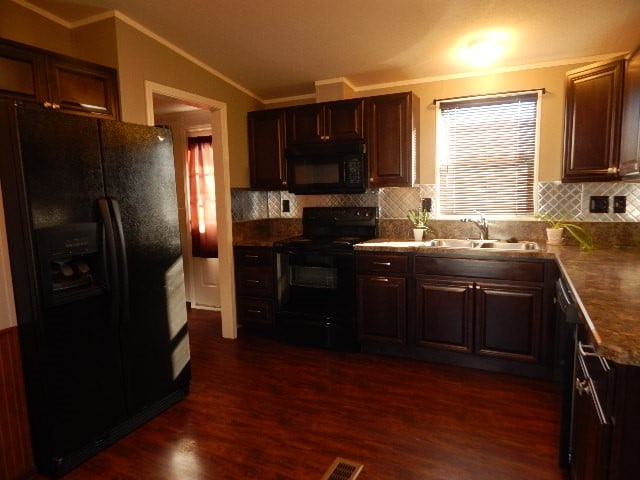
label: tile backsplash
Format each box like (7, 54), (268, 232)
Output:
(232, 181), (640, 223)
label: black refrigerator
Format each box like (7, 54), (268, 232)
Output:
(0, 102), (191, 476)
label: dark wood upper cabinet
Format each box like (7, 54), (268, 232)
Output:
(286, 99), (364, 144)
(247, 109), (287, 189)
(247, 92), (418, 190)
(0, 40), (48, 104)
(620, 47), (640, 179)
(366, 92), (419, 188)
(0, 38), (120, 120)
(562, 58), (625, 182)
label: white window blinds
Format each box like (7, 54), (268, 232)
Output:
(437, 92), (539, 216)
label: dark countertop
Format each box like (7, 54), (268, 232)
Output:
(355, 240), (640, 367)
(549, 245), (640, 366)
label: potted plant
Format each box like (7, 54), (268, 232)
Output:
(536, 212), (594, 250)
(407, 208), (433, 241)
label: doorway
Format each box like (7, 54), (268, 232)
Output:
(144, 82), (237, 339)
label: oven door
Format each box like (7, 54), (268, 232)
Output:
(276, 247), (358, 350)
(280, 247), (355, 316)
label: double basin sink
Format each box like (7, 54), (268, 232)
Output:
(362, 238), (540, 251)
(428, 239), (540, 251)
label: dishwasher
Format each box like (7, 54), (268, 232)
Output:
(556, 277), (614, 477)
(556, 276), (579, 468)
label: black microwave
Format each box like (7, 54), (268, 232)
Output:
(286, 140), (367, 194)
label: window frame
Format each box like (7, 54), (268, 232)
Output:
(435, 90), (542, 219)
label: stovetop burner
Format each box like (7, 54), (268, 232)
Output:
(274, 207), (378, 251)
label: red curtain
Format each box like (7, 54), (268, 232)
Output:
(187, 136), (218, 258)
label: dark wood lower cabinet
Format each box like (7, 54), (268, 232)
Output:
(475, 282), (543, 363)
(234, 246), (276, 331)
(415, 279), (473, 353)
(357, 274), (407, 344)
(358, 251), (557, 378)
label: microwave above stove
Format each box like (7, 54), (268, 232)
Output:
(285, 140), (367, 194)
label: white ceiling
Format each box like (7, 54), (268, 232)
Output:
(20, 0), (640, 102)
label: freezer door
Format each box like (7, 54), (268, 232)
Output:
(99, 120), (190, 413)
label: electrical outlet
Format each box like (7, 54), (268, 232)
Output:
(589, 196), (609, 213)
(614, 196), (626, 213)
(282, 199), (290, 213)
(421, 197), (432, 212)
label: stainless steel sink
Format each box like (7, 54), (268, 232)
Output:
(475, 241), (540, 250)
(426, 239), (539, 251)
(428, 238), (476, 248)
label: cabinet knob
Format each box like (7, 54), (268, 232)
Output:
(607, 167), (619, 175)
(43, 101), (53, 108)
(369, 177), (374, 182)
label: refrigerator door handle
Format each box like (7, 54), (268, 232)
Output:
(98, 197), (121, 327)
(108, 197), (129, 323)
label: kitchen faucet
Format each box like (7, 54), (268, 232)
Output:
(461, 213), (489, 240)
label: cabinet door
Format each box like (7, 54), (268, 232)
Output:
(248, 109), (287, 189)
(357, 274), (406, 344)
(286, 104), (324, 143)
(46, 55), (120, 119)
(563, 59), (624, 182)
(366, 92), (415, 188)
(415, 278), (473, 353)
(324, 99), (364, 141)
(620, 48), (640, 178)
(0, 41), (48, 104)
(475, 282), (543, 363)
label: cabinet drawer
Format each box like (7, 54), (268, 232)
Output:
(235, 265), (274, 296)
(237, 296), (274, 327)
(356, 253), (408, 275)
(235, 246), (273, 265)
(414, 256), (544, 283)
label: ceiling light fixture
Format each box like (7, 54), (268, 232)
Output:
(459, 33), (507, 67)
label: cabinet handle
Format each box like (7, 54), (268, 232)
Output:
(43, 101), (53, 108)
(244, 254), (259, 259)
(247, 309), (263, 314)
(372, 261), (391, 266)
(372, 277), (390, 282)
(575, 377), (591, 396)
(52, 103), (61, 109)
(578, 341), (610, 371)
(246, 279), (261, 284)
(607, 166), (619, 175)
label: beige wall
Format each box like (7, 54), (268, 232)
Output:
(275, 64), (591, 184)
(0, 0), (72, 54)
(366, 65), (588, 183)
(109, 19), (260, 186)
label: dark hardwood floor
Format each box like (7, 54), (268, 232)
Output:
(36, 308), (565, 479)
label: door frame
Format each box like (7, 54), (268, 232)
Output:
(144, 81), (237, 339)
